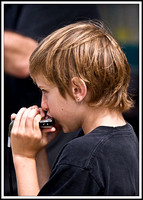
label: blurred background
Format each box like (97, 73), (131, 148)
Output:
(96, 4), (139, 137)
(3, 2), (140, 196)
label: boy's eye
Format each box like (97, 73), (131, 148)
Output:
(41, 90), (49, 97)
(41, 89), (48, 93)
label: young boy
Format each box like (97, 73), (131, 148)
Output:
(10, 20), (139, 196)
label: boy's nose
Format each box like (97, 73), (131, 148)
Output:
(41, 96), (48, 112)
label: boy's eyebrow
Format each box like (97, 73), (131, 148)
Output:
(36, 84), (44, 89)
(38, 87), (46, 91)
(41, 89), (48, 92)
(37, 84), (49, 91)
(36, 85), (41, 90)
(36, 85), (44, 91)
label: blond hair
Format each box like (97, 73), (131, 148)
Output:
(29, 20), (133, 112)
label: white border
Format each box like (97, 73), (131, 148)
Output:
(1, 1), (142, 199)
(139, 1), (142, 199)
(1, 2), (4, 199)
(1, 1), (142, 4)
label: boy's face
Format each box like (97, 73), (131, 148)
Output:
(35, 75), (81, 133)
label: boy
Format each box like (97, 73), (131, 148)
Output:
(10, 20), (139, 196)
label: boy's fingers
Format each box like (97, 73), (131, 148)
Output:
(34, 114), (42, 131)
(11, 108), (27, 136)
(26, 108), (40, 129)
(11, 113), (17, 121)
(20, 107), (35, 130)
(42, 127), (56, 133)
(39, 108), (45, 119)
(13, 107), (27, 129)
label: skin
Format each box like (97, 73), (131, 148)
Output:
(4, 31), (38, 78)
(11, 106), (58, 195)
(10, 75), (126, 196)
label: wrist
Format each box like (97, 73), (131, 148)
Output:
(12, 154), (40, 196)
(13, 155), (36, 166)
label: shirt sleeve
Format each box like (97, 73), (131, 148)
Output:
(38, 163), (100, 196)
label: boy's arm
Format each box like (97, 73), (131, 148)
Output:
(13, 156), (40, 196)
(13, 148), (51, 196)
(10, 107), (61, 195)
(36, 148), (51, 189)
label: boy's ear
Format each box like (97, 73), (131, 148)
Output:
(71, 77), (87, 103)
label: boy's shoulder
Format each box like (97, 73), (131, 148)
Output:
(55, 133), (96, 168)
(55, 123), (138, 168)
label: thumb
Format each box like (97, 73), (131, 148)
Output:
(42, 128), (58, 146)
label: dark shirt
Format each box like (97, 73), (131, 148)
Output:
(38, 122), (139, 196)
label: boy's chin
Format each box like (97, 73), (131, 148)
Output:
(62, 126), (79, 134)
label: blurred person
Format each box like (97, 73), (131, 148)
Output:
(10, 20), (139, 196)
(4, 4), (100, 195)
(4, 31), (38, 78)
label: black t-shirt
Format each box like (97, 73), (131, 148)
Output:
(38, 123), (139, 196)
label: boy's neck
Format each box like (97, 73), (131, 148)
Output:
(81, 107), (126, 135)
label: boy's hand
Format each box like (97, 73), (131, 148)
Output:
(10, 106), (59, 159)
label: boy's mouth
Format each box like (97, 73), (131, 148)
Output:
(44, 111), (53, 119)
(44, 111), (61, 129)
(45, 115), (53, 119)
